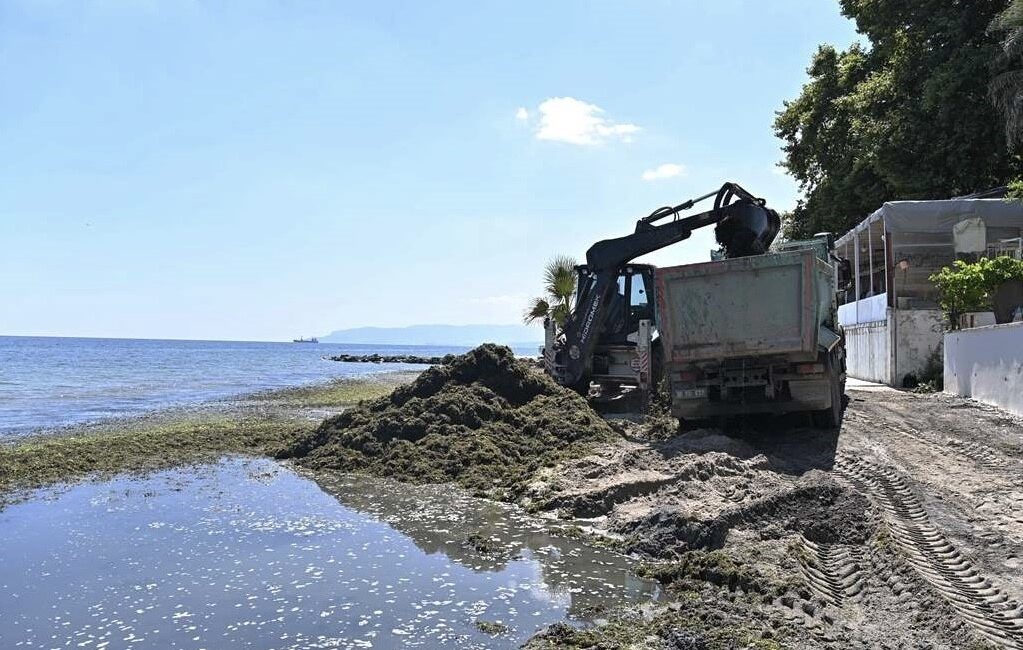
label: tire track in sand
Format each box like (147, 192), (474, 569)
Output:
(796, 536), (865, 607)
(835, 453), (1023, 649)
(844, 407), (1016, 473)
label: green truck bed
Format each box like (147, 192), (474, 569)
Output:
(654, 249), (836, 365)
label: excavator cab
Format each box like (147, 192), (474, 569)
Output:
(592, 265), (655, 345)
(568, 263), (658, 394)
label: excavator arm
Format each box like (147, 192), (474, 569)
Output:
(548, 182), (780, 388)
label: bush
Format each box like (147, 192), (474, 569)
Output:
(929, 256), (1023, 328)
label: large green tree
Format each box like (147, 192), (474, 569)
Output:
(776, 0), (1022, 238)
(990, 0), (1023, 150)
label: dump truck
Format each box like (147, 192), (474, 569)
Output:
(654, 235), (846, 427)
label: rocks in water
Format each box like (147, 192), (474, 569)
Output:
(282, 344), (614, 496)
(326, 353), (456, 365)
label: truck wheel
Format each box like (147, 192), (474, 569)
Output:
(811, 360), (843, 429)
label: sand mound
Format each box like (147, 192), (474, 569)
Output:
(281, 344), (614, 495)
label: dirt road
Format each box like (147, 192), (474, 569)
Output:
(528, 381), (1023, 649)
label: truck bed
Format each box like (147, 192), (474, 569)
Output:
(654, 249), (829, 365)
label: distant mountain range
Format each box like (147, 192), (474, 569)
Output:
(319, 324), (543, 347)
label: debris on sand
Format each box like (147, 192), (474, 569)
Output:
(281, 344), (614, 496)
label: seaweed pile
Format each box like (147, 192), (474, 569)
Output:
(282, 344), (614, 495)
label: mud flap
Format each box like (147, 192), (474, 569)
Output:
(811, 352), (844, 429)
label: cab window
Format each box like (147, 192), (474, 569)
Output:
(630, 273), (648, 307)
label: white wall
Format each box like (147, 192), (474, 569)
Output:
(944, 322), (1023, 416)
(838, 293), (888, 326)
(845, 320), (890, 384)
(894, 309), (945, 386)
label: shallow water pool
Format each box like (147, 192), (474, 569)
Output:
(0, 457), (659, 649)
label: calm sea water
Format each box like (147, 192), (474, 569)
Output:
(0, 457), (659, 649)
(0, 336), (534, 437)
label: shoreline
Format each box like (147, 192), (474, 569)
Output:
(0, 370), (420, 506)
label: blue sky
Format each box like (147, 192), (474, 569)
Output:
(0, 1), (858, 341)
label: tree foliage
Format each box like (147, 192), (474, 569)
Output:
(776, 0), (1022, 239)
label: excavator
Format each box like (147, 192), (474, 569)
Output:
(543, 182), (782, 396)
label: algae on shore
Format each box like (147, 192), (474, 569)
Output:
(0, 375), (407, 503)
(281, 344), (615, 497)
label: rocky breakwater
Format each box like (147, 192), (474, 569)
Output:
(326, 353), (456, 365)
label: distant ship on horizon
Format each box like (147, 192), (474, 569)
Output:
(292, 337), (318, 343)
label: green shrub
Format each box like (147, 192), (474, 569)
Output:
(929, 256), (1023, 328)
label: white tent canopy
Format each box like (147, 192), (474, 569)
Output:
(835, 199), (1023, 247)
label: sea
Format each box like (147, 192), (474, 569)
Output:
(0, 336), (538, 438)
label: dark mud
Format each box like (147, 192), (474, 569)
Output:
(282, 345), (614, 496)
(621, 473), (872, 556)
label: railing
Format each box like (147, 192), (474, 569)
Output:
(986, 238), (1022, 260)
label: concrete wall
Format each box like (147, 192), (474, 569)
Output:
(944, 322), (1023, 416)
(845, 319), (890, 384)
(894, 309), (945, 386)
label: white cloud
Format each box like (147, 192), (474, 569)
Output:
(515, 107), (529, 121)
(641, 163), (687, 181)
(526, 97), (640, 145)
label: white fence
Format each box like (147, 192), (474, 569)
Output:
(944, 322), (1023, 416)
(845, 320), (890, 384)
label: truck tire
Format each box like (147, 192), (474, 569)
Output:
(811, 356), (843, 429)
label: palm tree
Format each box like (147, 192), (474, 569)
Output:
(523, 255), (578, 329)
(990, 0), (1023, 150)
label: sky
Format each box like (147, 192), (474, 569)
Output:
(0, 1), (859, 341)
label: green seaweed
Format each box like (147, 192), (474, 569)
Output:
(0, 377), (403, 505)
(525, 607), (788, 650)
(474, 619), (509, 635)
(281, 345), (616, 498)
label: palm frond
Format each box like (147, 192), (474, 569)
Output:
(989, 70), (1023, 149)
(543, 255), (578, 304)
(522, 297), (550, 325)
(550, 302), (572, 329)
(1002, 27), (1023, 61)
(990, 0), (1023, 36)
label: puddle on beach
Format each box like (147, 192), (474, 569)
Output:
(0, 457), (659, 649)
